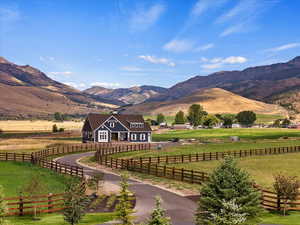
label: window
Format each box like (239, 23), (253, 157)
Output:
(130, 122), (144, 128)
(98, 130), (108, 142)
(109, 122), (115, 128)
(131, 133), (137, 141)
(140, 133), (146, 141)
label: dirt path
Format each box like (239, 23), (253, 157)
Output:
(57, 152), (197, 225)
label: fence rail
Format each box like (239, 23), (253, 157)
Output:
(5, 193), (65, 216)
(110, 145), (300, 165)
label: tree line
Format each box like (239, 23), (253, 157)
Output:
(149, 104), (258, 128)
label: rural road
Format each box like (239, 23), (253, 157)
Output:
(57, 152), (197, 225)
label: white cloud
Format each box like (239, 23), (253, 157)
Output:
(191, 0), (228, 17)
(120, 66), (142, 72)
(201, 56), (248, 70)
(129, 3), (165, 31)
(91, 82), (121, 88)
(138, 55), (176, 67)
(40, 56), (55, 62)
(266, 43), (300, 52)
(195, 43), (215, 51)
(217, 0), (278, 37)
(64, 82), (86, 89)
(49, 71), (72, 76)
(163, 39), (194, 53)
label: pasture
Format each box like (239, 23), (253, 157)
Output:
(152, 128), (300, 141)
(169, 153), (300, 189)
(0, 161), (68, 196)
(112, 139), (300, 159)
(0, 120), (83, 132)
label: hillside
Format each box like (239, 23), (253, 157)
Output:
(0, 57), (120, 118)
(84, 85), (167, 104)
(148, 56), (300, 113)
(123, 88), (287, 116)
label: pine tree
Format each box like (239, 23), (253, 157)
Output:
(146, 196), (172, 225)
(0, 185), (8, 225)
(195, 157), (261, 225)
(63, 178), (89, 225)
(174, 111), (185, 124)
(115, 173), (134, 225)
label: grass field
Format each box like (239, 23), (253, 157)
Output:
(112, 139), (300, 159)
(7, 212), (116, 225)
(0, 161), (68, 196)
(145, 114), (284, 125)
(260, 211), (300, 225)
(169, 153), (300, 189)
(0, 137), (82, 153)
(152, 128), (300, 141)
(0, 120), (83, 132)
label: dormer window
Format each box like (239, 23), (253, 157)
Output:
(130, 122), (144, 128)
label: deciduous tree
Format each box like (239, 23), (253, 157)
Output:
(273, 174), (300, 216)
(236, 111), (256, 127)
(156, 114), (166, 125)
(174, 111), (185, 124)
(187, 104), (207, 127)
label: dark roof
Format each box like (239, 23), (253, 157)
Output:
(85, 113), (152, 132)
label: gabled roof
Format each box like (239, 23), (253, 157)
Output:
(85, 113), (152, 132)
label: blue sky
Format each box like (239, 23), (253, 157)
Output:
(1, 0), (300, 90)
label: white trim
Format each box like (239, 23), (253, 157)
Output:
(131, 133), (137, 141)
(98, 130), (109, 142)
(95, 115), (130, 132)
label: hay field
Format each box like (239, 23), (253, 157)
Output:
(0, 120), (83, 132)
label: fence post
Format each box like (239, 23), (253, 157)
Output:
(191, 170), (194, 184)
(277, 195), (281, 211)
(181, 168), (184, 181)
(19, 192), (24, 216)
(48, 193), (53, 213)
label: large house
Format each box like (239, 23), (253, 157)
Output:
(82, 113), (152, 143)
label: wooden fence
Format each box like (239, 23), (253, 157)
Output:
(96, 145), (300, 165)
(5, 193), (65, 216)
(0, 152), (32, 162)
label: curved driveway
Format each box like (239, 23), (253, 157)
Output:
(57, 152), (197, 225)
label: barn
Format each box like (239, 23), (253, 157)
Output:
(82, 113), (152, 143)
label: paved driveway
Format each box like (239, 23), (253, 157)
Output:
(57, 152), (197, 225)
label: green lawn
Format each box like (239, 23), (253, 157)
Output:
(0, 161), (68, 196)
(7, 212), (116, 225)
(260, 211), (300, 225)
(112, 139), (300, 159)
(170, 152), (300, 189)
(153, 128), (300, 141)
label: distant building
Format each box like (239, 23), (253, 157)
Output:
(172, 123), (193, 130)
(232, 123), (241, 128)
(82, 113), (152, 143)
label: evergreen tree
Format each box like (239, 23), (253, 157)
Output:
(115, 173), (134, 225)
(174, 111), (185, 124)
(195, 157), (261, 225)
(63, 178), (89, 225)
(156, 114), (166, 124)
(0, 185), (8, 225)
(146, 196), (171, 225)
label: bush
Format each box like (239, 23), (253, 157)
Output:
(59, 128), (65, 132)
(52, 124), (58, 133)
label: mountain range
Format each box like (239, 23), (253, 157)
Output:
(84, 85), (167, 105)
(0, 57), (121, 118)
(1, 56), (299, 118)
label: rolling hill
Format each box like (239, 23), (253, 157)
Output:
(0, 57), (120, 118)
(122, 88), (287, 116)
(148, 56), (300, 113)
(84, 85), (167, 104)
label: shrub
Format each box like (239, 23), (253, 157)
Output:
(59, 127), (65, 132)
(52, 124), (58, 133)
(273, 174), (300, 216)
(195, 157), (261, 225)
(146, 196), (172, 225)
